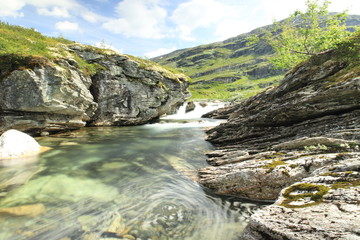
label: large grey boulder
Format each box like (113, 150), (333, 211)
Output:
(0, 129), (41, 159)
(0, 45), (191, 134)
(79, 50), (190, 126)
(0, 57), (97, 135)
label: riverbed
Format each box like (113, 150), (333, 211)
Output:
(0, 103), (267, 240)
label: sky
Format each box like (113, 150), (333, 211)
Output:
(0, 0), (359, 58)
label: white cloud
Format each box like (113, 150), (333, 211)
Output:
(215, 19), (256, 40)
(80, 10), (106, 23)
(102, 0), (168, 39)
(255, 0), (305, 22)
(171, 0), (226, 41)
(55, 21), (79, 31)
(37, 6), (70, 18)
(28, 0), (78, 8)
(0, 0), (25, 17)
(327, 0), (360, 14)
(93, 41), (122, 53)
(144, 47), (177, 58)
(0, 0), (101, 23)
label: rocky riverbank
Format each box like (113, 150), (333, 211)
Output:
(0, 45), (190, 135)
(199, 33), (360, 239)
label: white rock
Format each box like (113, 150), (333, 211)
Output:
(0, 130), (41, 159)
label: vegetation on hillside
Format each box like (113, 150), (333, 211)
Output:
(252, 0), (358, 69)
(0, 21), (102, 76)
(153, 30), (285, 101)
(153, 3), (359, 101)
(0, 22), (186, 82)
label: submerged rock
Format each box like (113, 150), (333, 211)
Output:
(0, 129), (41, 159)
(0, 203), (45, 217)
(0, 174), (119, 207)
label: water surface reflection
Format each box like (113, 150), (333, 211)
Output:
(0, 118), (267, 240)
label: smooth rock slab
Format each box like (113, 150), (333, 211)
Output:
(240, 159), (360, 240)
(0, 129), (41, 159)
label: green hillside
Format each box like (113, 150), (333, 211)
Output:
(0, 22), (186, 81)
(152, 15), (360, 101)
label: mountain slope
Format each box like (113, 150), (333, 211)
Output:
(152, 15), (360, 101)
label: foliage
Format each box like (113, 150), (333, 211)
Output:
(0, 22), (114, 77)
(281, 183), (330, 208)
(304, 144), (328, 152)
(252, 0), (355, 69)
(189, 75), (282, 101)
(125, 54), (190, 82)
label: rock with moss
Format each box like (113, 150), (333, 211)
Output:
(0, 39), (190, 134)
(199, 33), (360, 239)
(240, 158), (360, 240)
(199, 33), (360, 198)
(200, 150), (359, 201)
(70, 46), (191, 126)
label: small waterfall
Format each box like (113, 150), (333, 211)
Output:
(162, 102), (226, 120)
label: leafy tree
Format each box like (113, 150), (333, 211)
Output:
(252, 0), (354, 69)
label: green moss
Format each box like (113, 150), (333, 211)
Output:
(189, 74), (282, 101)
(0, 54), (51, 80)
(281, 183), (330, 208)
(125, 55), (190, 82)
(331, 179), (360, 189)
(262, 160), (287, 173)
(321, 172), (341, 177)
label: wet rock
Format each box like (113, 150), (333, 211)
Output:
(0, 203), (45, 217)
(199, 102), (208, 107)
(185, 101), (196, 113)
(0, 129), (41, 159)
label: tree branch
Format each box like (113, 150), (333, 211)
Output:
(289, 48), (334, 56)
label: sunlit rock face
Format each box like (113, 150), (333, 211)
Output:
(0, 129), (41, 159)
(198, 38), (360, 239)
(199, 52), (360, 199)
(0, 45), (190, 135)
(0, 57), (97, 135)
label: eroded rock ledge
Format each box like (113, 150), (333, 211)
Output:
(199, 42), (359, 238)
(0, 45), (190, 135)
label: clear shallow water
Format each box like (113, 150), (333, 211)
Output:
(0, 105), (267, 240)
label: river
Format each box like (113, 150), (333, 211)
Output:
(0, 103), (267, 240)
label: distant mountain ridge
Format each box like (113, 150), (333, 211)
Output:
(152, 15), (360, 101)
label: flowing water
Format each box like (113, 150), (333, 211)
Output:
(0, 103), (267, 240)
